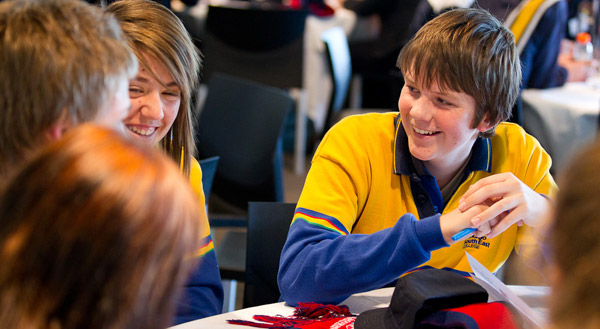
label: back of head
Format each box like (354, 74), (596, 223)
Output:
(0, 125), (201, 329)
(107, 0), (201, 175)
(0, 0), (137, 174)
(550, 140), (600, 329)
(397, 8), (521, 137)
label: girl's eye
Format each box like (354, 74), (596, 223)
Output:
(129, 87), (142, 95)
(163, 90), (181, 98)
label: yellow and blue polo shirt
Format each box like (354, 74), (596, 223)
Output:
(278, 112), (557, 306)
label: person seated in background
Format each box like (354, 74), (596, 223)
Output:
(106, 0), (223, 322)
(0, 125), (202, 329)
(503, 0), (576, 89)
(278, 8), (557, 306)
(478, 0), (594, 88)
(548, 140), (600, 329)
(0, 0), (137, 176)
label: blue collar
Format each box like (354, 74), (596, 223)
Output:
(392, 115), (493, 178)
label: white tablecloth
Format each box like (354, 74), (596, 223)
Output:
(522, 81), (600, 173)
(170, 285), (549, 329)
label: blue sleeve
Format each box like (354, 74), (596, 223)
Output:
(277, 212), (448, 306)
(520, 1), (568, 89)
(173, 235), (224, 325)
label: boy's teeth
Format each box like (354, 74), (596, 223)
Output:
(414, 127), (436, 135)
(128, 126), (155, 136)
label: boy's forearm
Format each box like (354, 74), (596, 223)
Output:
(278, 213), (446, 306)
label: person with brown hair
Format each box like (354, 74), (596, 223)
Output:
(106, 0), (223, 323)
(278, 8), (557, 305)
(0, 0), (138, 176)
(548, 140), (600, 329)
(0, 124), (202, 329)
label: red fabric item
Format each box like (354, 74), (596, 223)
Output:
(417, 302), (521, 329)
(308, 3), (334, 17)
(228, 303), (356, 329)
(447, 302), (519, 329)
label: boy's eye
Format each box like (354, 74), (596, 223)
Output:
(437, 98), (453, 106)
(407, 86), (419, 93)
(129, 87), (142, 94)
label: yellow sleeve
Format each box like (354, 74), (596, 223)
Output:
(189, 157), (214, 255)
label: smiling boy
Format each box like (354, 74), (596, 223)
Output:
(0, 0), (137, 176)
(278, 8), (557, 305)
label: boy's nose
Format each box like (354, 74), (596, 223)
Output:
(410, 98), (434, 121)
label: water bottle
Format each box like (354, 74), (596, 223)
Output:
(574, 32), (594, 61)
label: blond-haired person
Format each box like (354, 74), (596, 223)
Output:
(549, 140), (600, 329)
(0, 0), (137, 175)
(107, 0), (223, 323)
(0, 125), (202, 329)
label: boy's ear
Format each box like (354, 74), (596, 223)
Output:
(45, 110), (72, 141)
(476, 114), (496, 132)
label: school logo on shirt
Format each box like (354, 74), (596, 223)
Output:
(463, 236), (490, 249)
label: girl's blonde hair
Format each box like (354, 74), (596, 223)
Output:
(107, 0), (202, 175)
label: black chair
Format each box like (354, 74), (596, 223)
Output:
(321, 26), (391, 139)
(198, 156), (220, 201)
(196, 73), (293, 215)
(321, 26), (352, 135)
(202, 3), (310, 174)
(196, 73), (294, 311)
(202, 3), (307, 89)
(243, 202), (296, 308)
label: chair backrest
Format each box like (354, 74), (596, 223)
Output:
(197, 156), (220, 201)
(203, 4), (307, 89)
(321, 26), (352, 136)
(244, 202), (296, 308)
(196, 73), (294, 210)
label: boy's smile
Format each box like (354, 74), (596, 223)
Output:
(398, 72), (492, 186)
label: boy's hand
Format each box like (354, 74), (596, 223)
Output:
(458, 172), (552, 238)
(439, 203), (489, 245)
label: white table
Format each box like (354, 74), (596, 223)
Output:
(170, 285), (549, 329)
(522, 81), (600, 173)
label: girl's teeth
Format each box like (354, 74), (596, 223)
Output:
(128, 126), (155, 136)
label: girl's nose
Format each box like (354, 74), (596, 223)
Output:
(139, 91), (164, 121)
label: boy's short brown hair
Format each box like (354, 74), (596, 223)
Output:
(397, 8), (521, 137)
(0, 0), (137, 173)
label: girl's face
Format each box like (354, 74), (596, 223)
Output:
(123, 53), (181, 146)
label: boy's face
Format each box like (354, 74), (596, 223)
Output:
(398, 71), (492, 171)
(93, 74), (131, 134)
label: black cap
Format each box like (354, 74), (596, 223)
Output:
(354, 268), (488, 329)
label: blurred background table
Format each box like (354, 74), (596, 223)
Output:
(522, 80), (600, 173)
